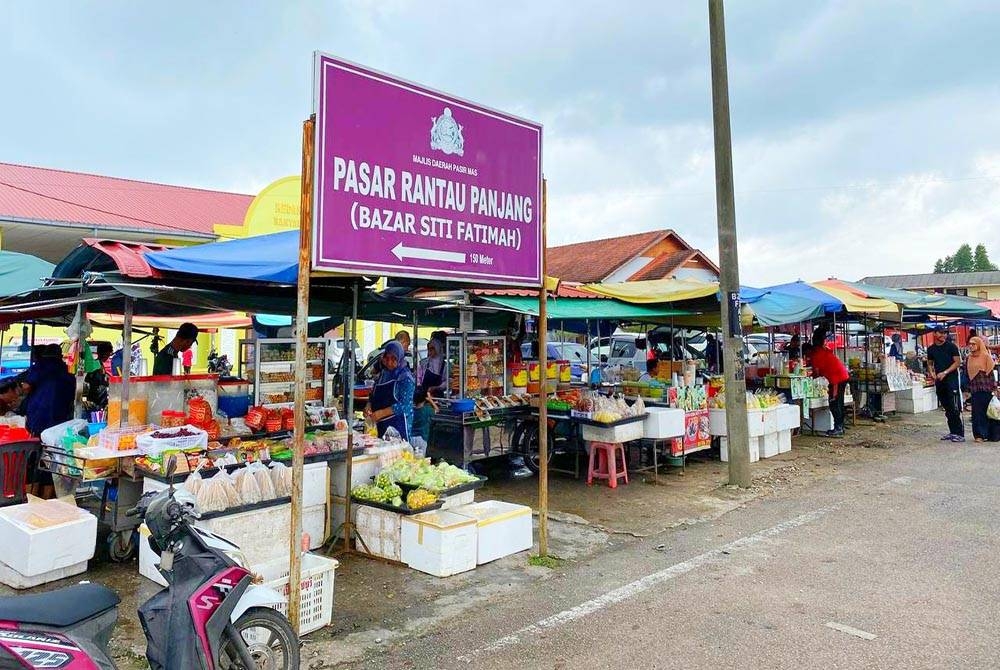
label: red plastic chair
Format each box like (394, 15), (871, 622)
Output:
(0, 440), (41, 507)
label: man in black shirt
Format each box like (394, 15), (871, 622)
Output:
(926, 328), (964, 442)
(153, 323), (199, 376)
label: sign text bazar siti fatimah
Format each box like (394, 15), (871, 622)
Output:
(331, 156), (532, 251)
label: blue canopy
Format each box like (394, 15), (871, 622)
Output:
(761, 281), (843, 313)
(145, 231), (300, 284)
(740, 286), (827, 327)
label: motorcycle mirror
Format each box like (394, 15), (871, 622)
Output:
(166, 455), (178, 478)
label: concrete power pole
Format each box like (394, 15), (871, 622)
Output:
(709, 0), (752, 487)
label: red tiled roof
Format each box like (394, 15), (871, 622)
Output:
(471, 283), (601, 298)
(546, 230), (667, 283)
(0, 162), (251, 237)
(629, 250), (698, 281)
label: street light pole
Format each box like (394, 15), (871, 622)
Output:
(709, 0), (752, 487)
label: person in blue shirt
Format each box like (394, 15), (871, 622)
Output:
(20, 345), (74, 498)
(364, 341), (415, 441)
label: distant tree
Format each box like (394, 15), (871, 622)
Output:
(934, 243), (993, 273)
(973, 244), (998, 272)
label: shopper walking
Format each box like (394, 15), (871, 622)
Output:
(927, 327), (964, 442)
(964, 336), (996, 442)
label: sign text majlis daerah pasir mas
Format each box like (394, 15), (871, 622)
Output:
(331, 156), (532, 251)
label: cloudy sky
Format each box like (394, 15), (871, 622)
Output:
(2, 1), (999, 285)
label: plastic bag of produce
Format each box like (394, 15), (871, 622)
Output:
(988, 396), (1000, 421)
(234, 467), (262, 505)
(269, 461), (292, 498)
(183, 468), (204, 497)
(196, 470), (232, 513)
(247, 461), (276, 500)
(383, 426), (403, 443)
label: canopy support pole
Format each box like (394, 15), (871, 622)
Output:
(120, 298), (133, 426)
(710, 0), (752, 487)
(412, 310), (419, 367)
(538, 178), (549, 557)
(341, 282), (359, 555)
(289, 114), (315, 635)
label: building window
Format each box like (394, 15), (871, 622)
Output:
(978, 290), (989, 299)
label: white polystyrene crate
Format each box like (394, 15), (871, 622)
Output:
(0, 500), (96, 578)
(759, 433), (780, 459)
(255, 553), (338, 635)
(355, 505), (402, 562)
(643, 408), (686, 439)
(747, 410), (766, 437)
(720, 437), (759, 463)
(762, 408), (779, 434)
(303, 504), (327, 550)
(778, 429), (792, 454)
(440, 490), (475, 510)
(808, 409), (834, 432)
(139, 536), (168, 587)
(777, 404), (801, 431)
(581, 420), (644, 443)
(452, 500), (532, 565)
(331, 455), (380, 497)
(330, 495), (358, 539)
(0, 559), (87, 590)
(303, 461), (330, 508)
(400, 510), (477, 577)
(708, 409), (727, 437)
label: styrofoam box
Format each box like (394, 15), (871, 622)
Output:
(303, 461), (330, 508)
(762, 408), (779, 434)
(643, 407), (686, 439)
(400, 510), (477, 577)
(355, 505), (402, 562)
(777, 404), (801, 431)
(720, 437), (760, 463)
(778, 429), (792, 454)
(452, 501), (532, 565)
(759, 433), (780, 458)
(331, 454), (381, 497)
(140, 503), (327, 586)
(581, 420), (644, 443)
(710, 409), (767, 438)
(0, 500), (96, 577)
(807, 409), (834, 432)
(441, 489), (475, 510)
(0, 559), (88, 590)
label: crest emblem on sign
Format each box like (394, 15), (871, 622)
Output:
(430, 107), (464, 156)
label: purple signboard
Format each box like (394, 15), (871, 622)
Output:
(312, 53), (542, 286)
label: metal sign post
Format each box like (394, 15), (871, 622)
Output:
(537, 179), (549, 557)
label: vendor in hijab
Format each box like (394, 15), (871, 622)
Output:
(965, 336), (996, 442)
(889, 333), (905, 361)
(21, 345), (74, 498)
(364, 340), (415, 440)
(417, 333), (449, 397)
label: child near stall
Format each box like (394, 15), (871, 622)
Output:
(410, 390), (436, 457)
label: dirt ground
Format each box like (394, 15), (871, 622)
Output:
(0, 412), (948, 669)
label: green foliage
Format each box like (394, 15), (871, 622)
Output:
(528, 554), (564, 569)
(934, 243), (996, 273)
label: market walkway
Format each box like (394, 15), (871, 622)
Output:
(333, 412), (1000, 670)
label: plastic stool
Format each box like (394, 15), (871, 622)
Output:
(587, 441), (628, 488)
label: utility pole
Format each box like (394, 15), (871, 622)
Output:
(709, 0), (752, 487)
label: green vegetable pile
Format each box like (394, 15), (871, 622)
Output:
(380, 458), (478, 492)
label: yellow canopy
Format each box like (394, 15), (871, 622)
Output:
(583, 278), (719, 304)
(808, 282), (898, 315)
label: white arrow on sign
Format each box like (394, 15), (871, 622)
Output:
(391, 242), (466, 264)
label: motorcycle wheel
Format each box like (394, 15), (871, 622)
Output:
(108, 530), (136, 562)
(219, 607), (300, 670)
(519, 422), (555, 475)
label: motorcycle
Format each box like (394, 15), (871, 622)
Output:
(0, 458), (300, 669)
(207, 349), (233, 377)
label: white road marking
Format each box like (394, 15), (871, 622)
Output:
(459, 504), (841, 662)
(825, 621), (877, 640)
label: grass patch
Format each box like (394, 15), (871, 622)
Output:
(528, 554), (564, 569)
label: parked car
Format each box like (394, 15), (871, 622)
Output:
(327, 337), (363, 372)
(744, 333), (792, 352)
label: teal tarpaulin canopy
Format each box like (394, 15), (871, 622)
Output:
(479, 295), (694, 320)
(0, 250), (54, 298)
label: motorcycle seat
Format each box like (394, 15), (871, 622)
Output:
(0, 583), (120, 627)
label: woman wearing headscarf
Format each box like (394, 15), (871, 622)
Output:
(417, 333), (448, 397)
(965, 336), (996, 442)
(889, 333), (905, 362)
(364, 340), (415, 440)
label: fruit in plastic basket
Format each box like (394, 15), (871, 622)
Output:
(406, 488), (438, 510)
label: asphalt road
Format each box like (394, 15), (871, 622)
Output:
(341, 430), (1000, 670)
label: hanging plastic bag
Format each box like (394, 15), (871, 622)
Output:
(383, 426), (403, 443)
(269, 461), (292, 498)
(247, 461), (276, 501)
(234, 467), (262, 505)
(183, 468), (205, 497)
(987, 395), (1000, 421)
(196, 470), (230, 513)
